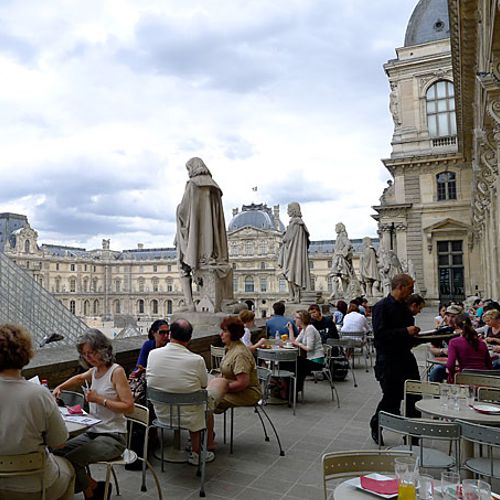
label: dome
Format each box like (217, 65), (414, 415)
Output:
(404, 0), (450, 47)
(228, 203), (284, 232)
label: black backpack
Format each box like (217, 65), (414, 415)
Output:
(329, 347), (349, 381)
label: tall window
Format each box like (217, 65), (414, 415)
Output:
(93, 299), (99, 315)
(69, 300), (76, 314)
(70, 264), (76, 271)
(166, 279), (173, 292)
(151, 299), (159, 315)
(114, 299), (121, 314)
(436, 172), (457, 201)
(137, 300), (144, 314)
(279, 278), (287, 293)
(138, 277), (145, 293)
(83, 300), (90, 316)
(152, 278), (159, 292)
(24, 240), (30, 253)
(115, 279), (121, 292)
(260, 277), (267, 293)
(55, 277), (61, 293)
(233, 275), (238, 292)
(69, 278), (76, 293)
(166, 300), (173, 315)
(260, 262), (266, 270)
(244, 276), (254, 293)
(83, 277), (89, 292)
(92, 278), (98, 292)
(426, 80), (456, 137)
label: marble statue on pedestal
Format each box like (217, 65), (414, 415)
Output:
(378, 248), (403, 295)
(359, 236), (381, 297)
(329, 222), (363, 299)
(174, 157), (232, 312)
(277, 202), (311, 303)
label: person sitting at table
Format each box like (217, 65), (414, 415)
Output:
(434, 303), (448, 328)
(147, 319), (228, 464)
(482, 310), (500, 342)
(340, 303), (370, 334)
(132, 319), (169, 376)
(238, 309), (266, 353)
(287, 310), (324, 394)
(215, 316), (262, 414)
(446, 314), (492, 383)
(53, 329), (134, 500)
(333, 300), (348, 326)
(428, 304), (462, 383)
(308, 303), (339, 344)
(0, 324), (75, 500)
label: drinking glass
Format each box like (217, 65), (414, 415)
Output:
(441, 385), (450, 408)
(462, 479), (491, 500)
(441, 471), (460, 500)
(449, 384), (460, 410)
(395, 456), (418, 480)
(466, 385), (476, 407)
(417, 474), (434, 500)
(395, 456), (418, 500)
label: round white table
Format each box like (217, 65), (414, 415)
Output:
(333, 479), (445, 499)
(415, 398), (500, 424)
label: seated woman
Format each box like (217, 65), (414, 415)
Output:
(340, 303), (370, 334)
(333, 300), (347, 326)
(0, 324), (75, 500)
(213, 316), (262, 413)
(132, 319), (169, 376)
(447, 314), (492, 383)
(434, 303), (448, 329)
(238, 309), (266, 353)
(288, 310), (324, 393)
(53, 329), (134, 500)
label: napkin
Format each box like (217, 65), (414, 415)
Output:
(67, 404), (83, 415)
(360, 475), (399, 495)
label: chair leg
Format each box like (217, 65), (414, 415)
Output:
(230, 407), (234, 454)
(199, 429), (207, 497)
(364, 346), (369, 372)
(104, 465), (112, 499)
(111, 466), (120, 496)
(350, 359), (358, 388)
(258, 405), (285, 456)
(292, 376), (297, 415)
(223, 411), (227, 444)
(254, 405), (270, 442)
(144, 459), (163, 500)
(160, 428), (165, 473)
(324, 369), (340, 408)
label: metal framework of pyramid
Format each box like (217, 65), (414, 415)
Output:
(0, 252), (88, 348)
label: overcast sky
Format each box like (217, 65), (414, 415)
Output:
(0, 0), (418, 250)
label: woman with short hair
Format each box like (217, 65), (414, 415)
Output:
(238, 309), (266, 352)
(340, 303), (370, 334)
(53, 329), (133, 500)
(0, 324), (75, 500)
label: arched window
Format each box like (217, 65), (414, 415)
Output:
(115, 279), (121, 293)
(151, 299), (159, 315)
(166, 279), (173, 292)
(436, 172), (457, 201)
(93, 299), (99, 315)
(92, 278), (98, 292)
(152, 278), (159, 292)
(69, 278), (76, 293)
(24, 240), (30, 253)
(114, 299), (121, 314)
(166, 300), (173, 315)
(426, 80), (456, 137)
(82, 277), (89, 292)
(83, 300), (90, 316)
(260, 262), (266, 270)
(138, 299), (145, 314)
(260, 277), (267, 293)
(55, 277), (61, 293)
(244, 276), (254, 293)
(69, 300), (76, 314)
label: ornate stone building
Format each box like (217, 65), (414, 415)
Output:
(0, 209), (377, 321)
(447, 0), (500, 300)
(373, 0), (482, 303)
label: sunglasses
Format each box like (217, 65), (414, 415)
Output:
(158, 330), (169, 335)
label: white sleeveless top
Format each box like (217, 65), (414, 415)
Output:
(90, 363), (127, 434)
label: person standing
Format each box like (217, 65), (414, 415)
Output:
(369, 274), (420, 444)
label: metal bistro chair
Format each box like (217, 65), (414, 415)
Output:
(312, 344), (340, 407)
(0, 451), (46, 500)
(147, 387), (210, 497)
(456, 372), (500, 389)
(322, 450), (412, 500)
(340, 331), (371, 371)
(403, 380), (441, 417)
(96, 403), (162, 500)
(210, 345), (225, 375)
(478, 387), (500, 402)
(256, 347), (298, 414)
(222, 366), (285, 456)
(59, 390), (85, 408)
(458, 420), (500, 482)
(378, 411), (460, 471)
(326, 338), (358, 387)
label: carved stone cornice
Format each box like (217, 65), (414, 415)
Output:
(372, 203), (412, 219)
(418, 69), (454, 92)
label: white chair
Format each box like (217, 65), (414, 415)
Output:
(147, 387), (209, 497)
(210, 345), (225, 375)
(96, 403), (162, 500)
(339, 331), (371, 371)
(0, 451), (46, 500)
(311, 344), (341, 407)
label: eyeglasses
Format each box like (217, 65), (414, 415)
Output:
(158, 330), (169, 335)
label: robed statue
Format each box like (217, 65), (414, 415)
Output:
(175, 157), (230, 311)
(359, 236), (381, 297)
(278, 202), (311, 303)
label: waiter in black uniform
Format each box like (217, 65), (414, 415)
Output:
(369, 273), (420, 444)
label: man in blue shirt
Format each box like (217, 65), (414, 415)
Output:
(266, 302), (296, 337)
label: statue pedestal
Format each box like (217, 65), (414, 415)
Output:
(195, 267), (234, 313)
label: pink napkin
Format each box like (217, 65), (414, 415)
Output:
(67, 404), (83, 415)
(360, 475), (399, 495)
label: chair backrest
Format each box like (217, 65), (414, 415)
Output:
(322, 344), (333, 362)
(256, 348), (298, 362)
(148, 387), (208, 406)
(458, 420), (500, 446)
(327, 337), (360, 349)
(210, 345), (225, 371)
(456, 372), (500, 389)
(127, 403), (149, 428)
(257, 366), (272, 402)
(0, 451), (46, 498)
(60, 390), (85, 408)
(340, 331), (366, 339)
(478, 387), (500, 402)
(322, 450), (412, 483)
(404, 380), (441, 398)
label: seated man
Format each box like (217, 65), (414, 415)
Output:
(266, 301), (296, 337)
(146, 319), (228, 465)
(428, 304), (461, 382)
(308, 304), (339, 344)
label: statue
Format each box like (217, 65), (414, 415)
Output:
(379, 248), (403, 295)
(277, 202), (311, 303)
(174, 157), (231, 312)
(401, 258), (420, 294)
(329, 222), (362, 299)
(359, 237), (381, 297)
(389, 82), (401, 127)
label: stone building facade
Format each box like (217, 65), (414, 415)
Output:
(0, 208), (377, 321)
(373, 0), (482, 303)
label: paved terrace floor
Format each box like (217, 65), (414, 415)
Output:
(78, 310), (438, 500)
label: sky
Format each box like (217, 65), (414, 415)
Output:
(0, 0), (418, 251)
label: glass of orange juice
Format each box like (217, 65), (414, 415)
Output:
(395, 457), (417, 500)
(397, 479), (416, 500)
(281, 334), (288, 342)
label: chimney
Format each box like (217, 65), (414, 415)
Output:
(273, 205), (280, 229)
(232, 208), (239, 216)
(137, 243), (144, 250)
